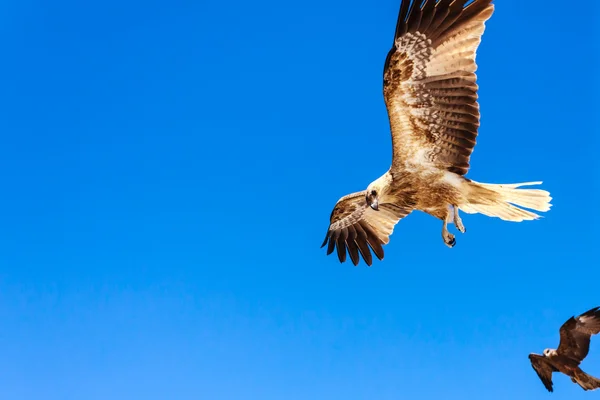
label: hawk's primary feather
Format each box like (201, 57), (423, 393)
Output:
(321, 192), (412, 266)
(529, 354), (555, 393)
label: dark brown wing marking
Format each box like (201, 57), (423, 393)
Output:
(321, 192), (412, 266)
(529, 354), (555, 392)
(557, 306), (600, 364)
(383, 0), (494, 175)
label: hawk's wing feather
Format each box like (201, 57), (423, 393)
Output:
(321, 192), (412, 266)
(384, 0), (494, 176)
(557, 306), (600, 363)
(529, 354), (555, 393)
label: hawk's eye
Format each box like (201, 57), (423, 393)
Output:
(371, 190), (377, 196)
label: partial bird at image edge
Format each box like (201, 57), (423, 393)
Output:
(529, 306), (600, 393)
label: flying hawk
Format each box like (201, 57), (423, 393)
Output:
(529, 306), (600, 392)
(321, 0), (552, 266)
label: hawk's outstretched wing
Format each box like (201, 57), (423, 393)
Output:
(321, 192), (412, 266)
(529, 354), (555, 393)
(557, 306), (600, 363)
(384, 0), (494, 175)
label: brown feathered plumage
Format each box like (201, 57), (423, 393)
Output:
(529, 307), (600, 392)
(321, 0), (551, 266)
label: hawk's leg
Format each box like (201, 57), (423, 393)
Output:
(442, 209), (456, 248)
(453, 206), (466, 233)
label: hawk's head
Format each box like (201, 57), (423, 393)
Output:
(365, 173), (392, 211)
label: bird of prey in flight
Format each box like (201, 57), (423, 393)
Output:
(321, 0), (552, 266)
(529, 306), (600, 392)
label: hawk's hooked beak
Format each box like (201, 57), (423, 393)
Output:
(368, 197), (379, 211)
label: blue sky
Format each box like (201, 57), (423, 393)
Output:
(1, 0), (598, 399)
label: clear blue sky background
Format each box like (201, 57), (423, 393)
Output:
(1, 0), (599, 399)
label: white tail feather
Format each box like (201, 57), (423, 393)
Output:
(461, 181), (552, 222)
